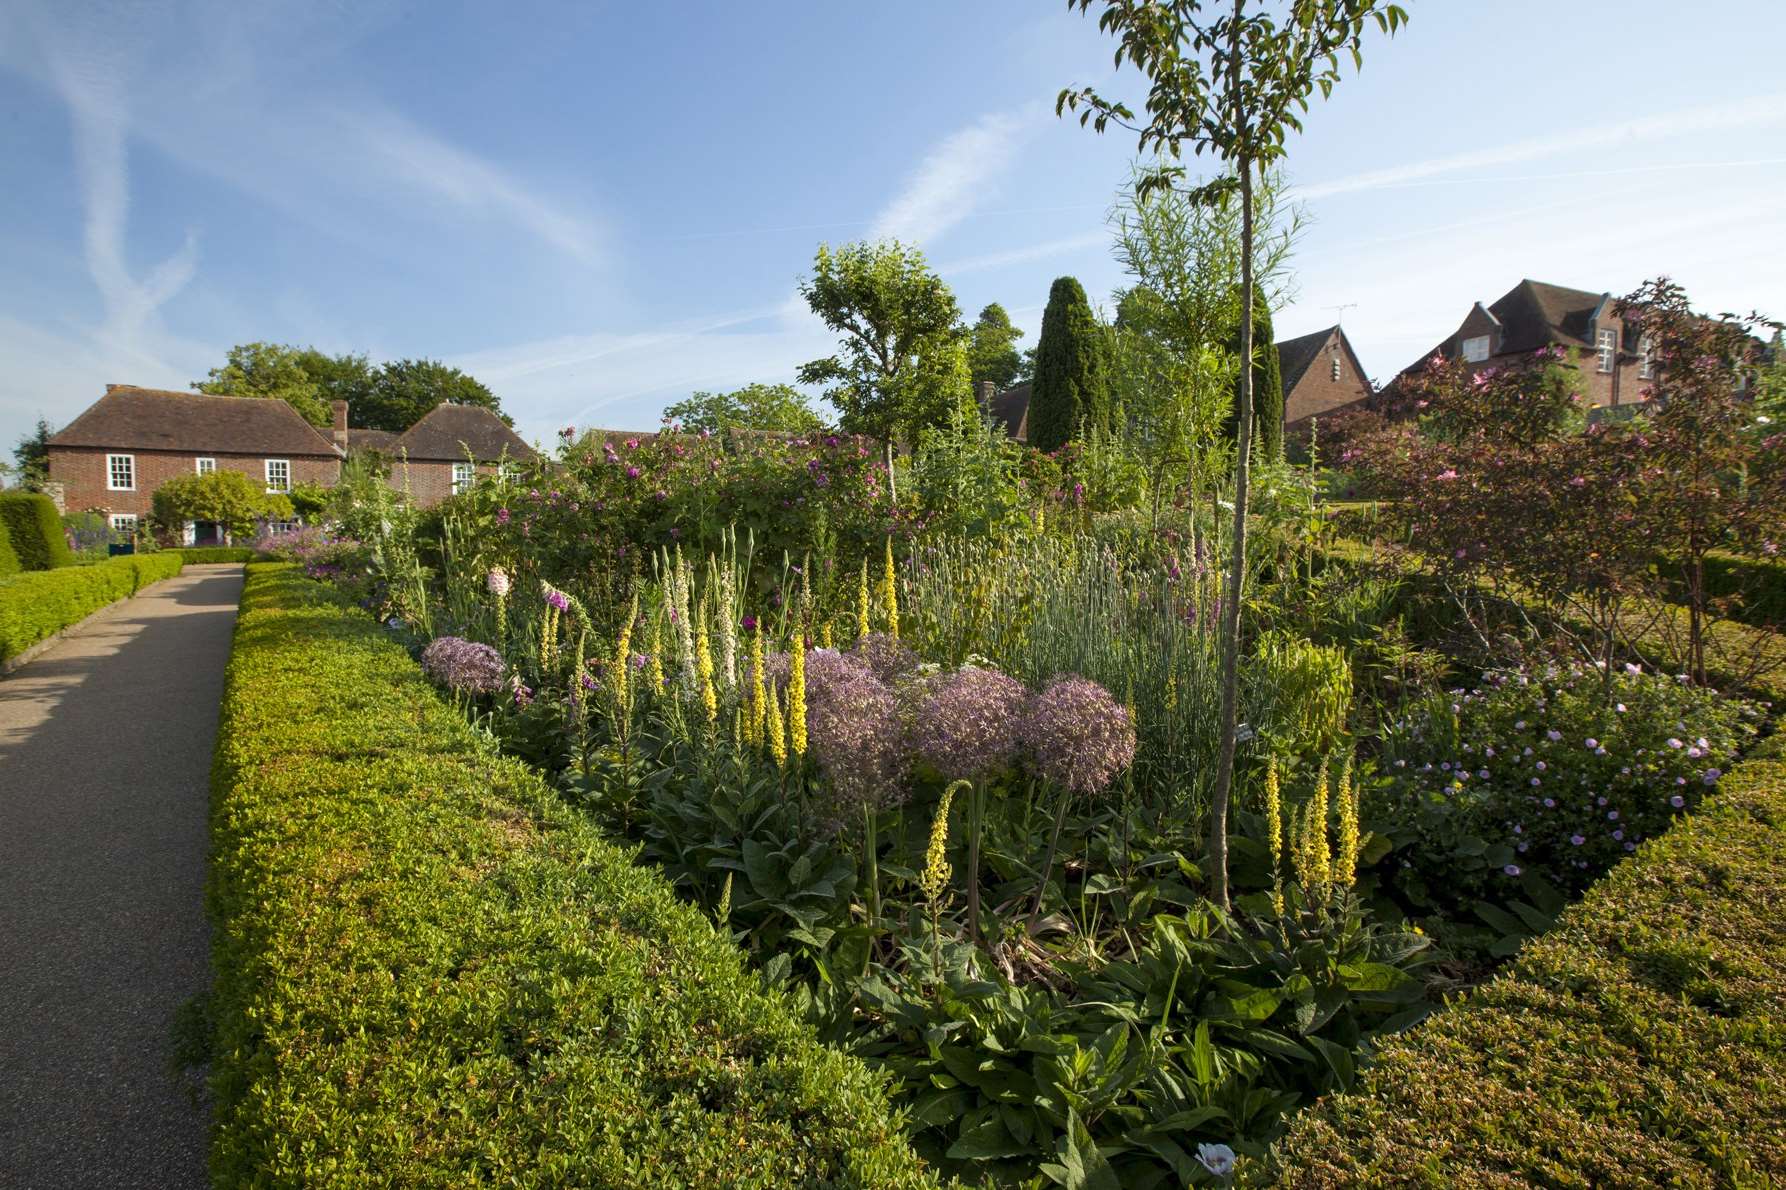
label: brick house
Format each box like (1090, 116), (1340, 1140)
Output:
(1403, 279), (1658, 411)
(46, 385), (344, 540)
(1278, 325), (1375, 452)
(375, 403), (538, 505)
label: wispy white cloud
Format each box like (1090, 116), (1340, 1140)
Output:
(41, 11), (199, 360)
(937, 230), (1107, 277)
(1294, 93), (1786, 201)
(870, 109), (1036, 247)
(333, 106), (605, 263)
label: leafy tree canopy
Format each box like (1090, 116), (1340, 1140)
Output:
(196, 342), (329, 426)
(965, 303), (1027, 392)
(196, 344), (503, 431)
(663, 383), (826, 435)
(796, 240), (969, 444)
(150, 469), (294, 540)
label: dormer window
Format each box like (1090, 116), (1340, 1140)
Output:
(1596, 328), (1616, 373)
(1461, 335), (1490, 363)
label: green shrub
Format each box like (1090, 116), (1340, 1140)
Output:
(1259, 736), (1786, 1186)
(1659, 550), (1786, 630)
(0, 513), (18, 577)
(0, 553), (183, 662)
(208, 564), (935, 1188)
(175, 547), (259, 564)
(0, 491), (75, 570)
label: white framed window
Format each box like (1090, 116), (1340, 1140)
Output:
(451, 461), (476, 495)
(264, 458), (291, 492)
(264, 519), (300, 536)
(109, 513), (137, 534)
(1330, 353), (1342, 381)
(1597, 328), (1617, 373)
(196, 457), (216, 475)
(1461, 334), (1490, 363)
(1638, 336), (1654, 380)
(106, 453), (135, 491)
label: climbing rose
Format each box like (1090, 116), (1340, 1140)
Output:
(1020, 676), (1136, 795)
(914, 665), (1027, 783)
(421, 636), (506, 694)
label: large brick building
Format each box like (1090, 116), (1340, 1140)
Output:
(1278, 324), (1375, 451)
(46, 386), (344, 538)
(1404, 279), (1657, 411)
(46, 385), (537, 538)
(368, 403), (538, 505)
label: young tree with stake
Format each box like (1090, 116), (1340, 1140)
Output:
(1060, 0), (1406, 910)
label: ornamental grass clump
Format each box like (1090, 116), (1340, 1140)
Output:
(1020, 674), (1137, 919)
(420, 636), (506, 695)
(915, 665), (1028, 938)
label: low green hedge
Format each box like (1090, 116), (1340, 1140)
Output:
(207, 564), (935, 1187)
(175, 546), (259, 564)
(0, 513), (17, 577)
(0, 552), (183, 663)
(1260, 734), (1786, 1186)
(1658, 551), (1786, 631)
(0, 490), (74, 570)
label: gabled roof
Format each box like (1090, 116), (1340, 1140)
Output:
(983, 383), (1030, 442)
(391, 404), (537, 462)
(1489, 278), (1609, 353)
(47, 386), (342, 456)
(1276, 327), (1338, 397)
(346, 428), (399, 452)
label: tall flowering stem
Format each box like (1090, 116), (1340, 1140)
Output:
(856, 557), (871, 642)
(882, 536), (899, 639)
(1335, 750), (1359, 889)
(695, 597), (718, 725)
(788, 629), (807, 760)
(748, 626), (767, 749)
(1263, 755), (1286, 919)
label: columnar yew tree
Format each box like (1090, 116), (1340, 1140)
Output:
(1061, 0), (1407, 909)
(1029, 276), (1111, 452)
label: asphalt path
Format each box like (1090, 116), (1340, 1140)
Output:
(0, 564), (242, 1188)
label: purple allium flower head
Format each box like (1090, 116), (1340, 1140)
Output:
(804, 650), (908, 818)
(914, 666), (1028, 783)
(545, 588), (570, 612)
(1020, 676), (1137, 795)
(421, 636), (506, 694)
(852, 631), (918, 684)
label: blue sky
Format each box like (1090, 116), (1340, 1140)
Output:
(2, 1), (1783, 453)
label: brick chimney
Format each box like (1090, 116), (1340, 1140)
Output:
(331, 400), (349, 450)
(105, 383), (121, 393)
(978, 379), (996, 405)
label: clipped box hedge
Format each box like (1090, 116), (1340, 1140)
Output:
(1261, 734), (1786, 1187)
(0, 551), (183, 663)
(208, 564), (935, 1187)
(0, 490), (74, 571)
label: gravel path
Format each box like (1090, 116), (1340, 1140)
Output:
(0, 564), (242, 1188)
